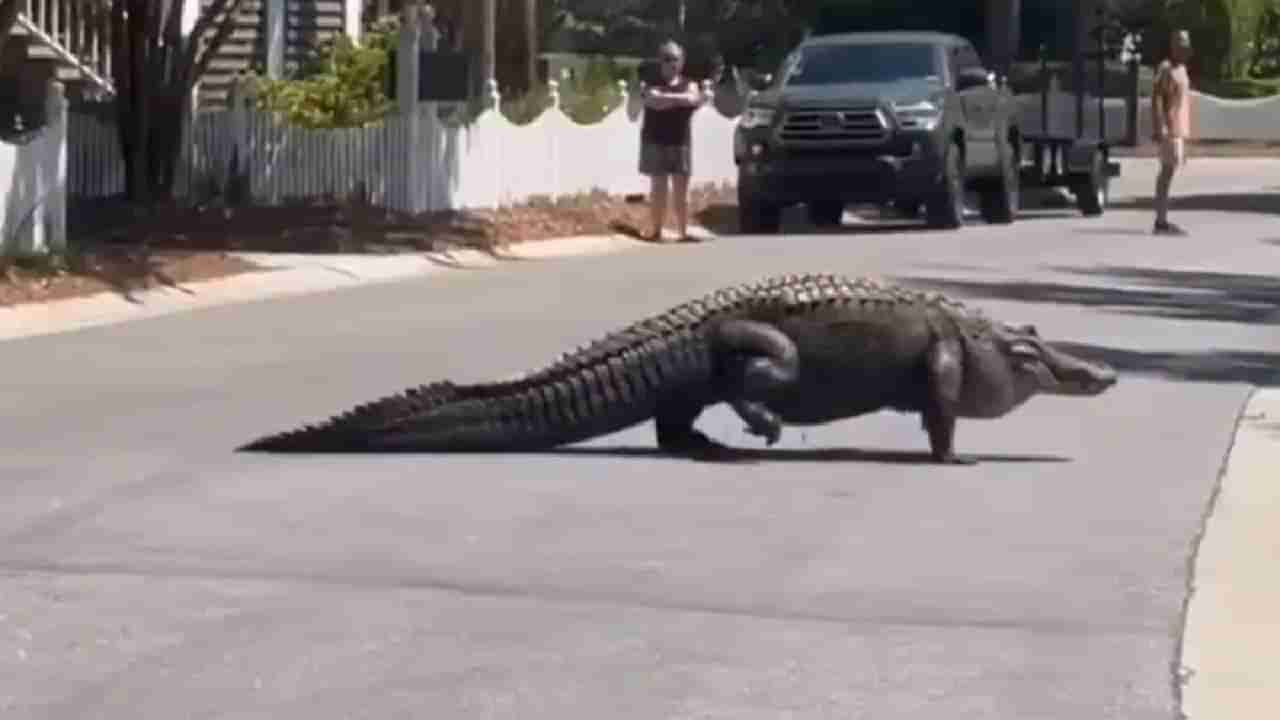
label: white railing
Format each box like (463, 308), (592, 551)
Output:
(1, 80), (67, 256)
(17, 0), (114, 95)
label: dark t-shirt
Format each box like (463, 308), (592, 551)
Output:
(640, 78), (697, 147)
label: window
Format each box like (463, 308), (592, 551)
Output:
(780, 43), (942, 86)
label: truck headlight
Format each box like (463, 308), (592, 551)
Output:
(892, 100), (941, 130)
(739, 106), (776, 129)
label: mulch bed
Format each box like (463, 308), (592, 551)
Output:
(1, 182), (739, 310)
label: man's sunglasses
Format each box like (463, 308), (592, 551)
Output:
(660, 55), (682, 63)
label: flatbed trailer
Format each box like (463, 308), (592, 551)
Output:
(1015, 34), (1125, 217)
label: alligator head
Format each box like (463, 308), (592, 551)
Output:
(957, 321), (1118, 418)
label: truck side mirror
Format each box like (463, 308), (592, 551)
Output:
(956, 67), (992, 90)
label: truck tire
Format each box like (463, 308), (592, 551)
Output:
(979, 136), (1019, 224)
(807, 199), (844, 227)
(738, 182), (782, 234)
(926, 145), (965, 230)
(1075, 153), (1107, 217)
(893, 198), (922, 218)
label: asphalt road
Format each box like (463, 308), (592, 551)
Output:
(1, 158), (1277, 718)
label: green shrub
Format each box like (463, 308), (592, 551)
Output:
(1196, 76), (1280, 97)
(248, 15), (399, 128)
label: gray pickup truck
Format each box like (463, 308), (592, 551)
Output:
(733, 31), (1023, 232)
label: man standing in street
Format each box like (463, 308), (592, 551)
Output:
(1151, 29), (1193, 236)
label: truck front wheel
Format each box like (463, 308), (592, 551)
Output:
(925, 145), (965, 230)
(807, 199), (845, 227)
(979, 136), (1019, 224)
(738, 180), (783, 234)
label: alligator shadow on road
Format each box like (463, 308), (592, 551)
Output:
(894, 265), (1280, 386)
(524, 446), (1072, 465)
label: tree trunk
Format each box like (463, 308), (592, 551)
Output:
(111, 0), (246, 205)
(0, 0), (21, 70)
(524, 0), (537, 91)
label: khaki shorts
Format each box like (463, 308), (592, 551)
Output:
(1159, 137), (1186, 168)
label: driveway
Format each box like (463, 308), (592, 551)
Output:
(0, 157), (1276, 718)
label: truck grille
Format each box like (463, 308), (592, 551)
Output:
(779, 106), (889, 144)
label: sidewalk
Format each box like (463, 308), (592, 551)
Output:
(0, 233), (652, 343)
(1179, 388), (1280, 719)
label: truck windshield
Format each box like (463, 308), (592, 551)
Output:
(781, 43), (939, 85)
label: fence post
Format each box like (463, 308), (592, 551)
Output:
(227, 76), (249, 204)
(421, 6), (440, 212)
(265, 0), (285, 78)
(41, 79), (68, 254)
(486, 78), (502, 209)
(176, 80), (199, 202)
(397, 2), (422, 214)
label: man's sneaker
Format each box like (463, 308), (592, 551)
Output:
(1153, 220), (1188, 236)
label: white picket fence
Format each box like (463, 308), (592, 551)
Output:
(1, 80), (67, 256)
(53, 4), (1280, 222)
(63, 81), (1280, 216)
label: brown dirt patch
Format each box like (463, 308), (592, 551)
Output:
(3, 182), (738, 310)
(0, 248), (261, 309)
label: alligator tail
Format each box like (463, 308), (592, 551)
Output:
(237, 328), (715, 453)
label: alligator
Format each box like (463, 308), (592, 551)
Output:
(238, 273), (1117, 463)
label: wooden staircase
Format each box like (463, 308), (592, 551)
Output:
(195, 0), (354, 110)
(4, 0), (116, 103)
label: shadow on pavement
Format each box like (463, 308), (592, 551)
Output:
(535, 446), (1072, 465)
(1110, 191), (1280, 216)
(894, 265), (1280, 386)
(694, 204), (1078, 238)
(1048, 343), (1279, 386)
(896, 265), (1280, 326)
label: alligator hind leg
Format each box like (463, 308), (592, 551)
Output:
(654, 400), (729, 456)
(712, 319), (800, 446)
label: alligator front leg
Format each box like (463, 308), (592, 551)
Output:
(923, 337), (977, 465)
(713, 319), (800, 446)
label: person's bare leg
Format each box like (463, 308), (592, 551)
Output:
(672, 173), (690, 239)
(1153, 139), (1185, 234)
(1154, 159), (1174, 224)
(649, 174), (669, 240)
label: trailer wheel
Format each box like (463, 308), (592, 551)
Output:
(1075, 153), (1107, 217)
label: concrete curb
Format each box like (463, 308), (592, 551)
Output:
(0, 231), (669, 343)
(1178, 387), (1280, 719)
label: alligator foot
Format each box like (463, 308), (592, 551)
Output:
(731, 399), (783, 446)
(657, 428), (734, 457)
(931, 450), (978, 465)
(655, 402), (736, 459)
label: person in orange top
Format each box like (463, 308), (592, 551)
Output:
(1151, 30), (1193, 236)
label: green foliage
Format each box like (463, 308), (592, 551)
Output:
(499, 55), (628, 125)
(1249, 3), (1280, 76)
(1198, 74), (1280, 96)
(248, 15), (399, 128)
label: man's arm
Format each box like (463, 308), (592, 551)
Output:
(1151, 64), (1164, 139)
